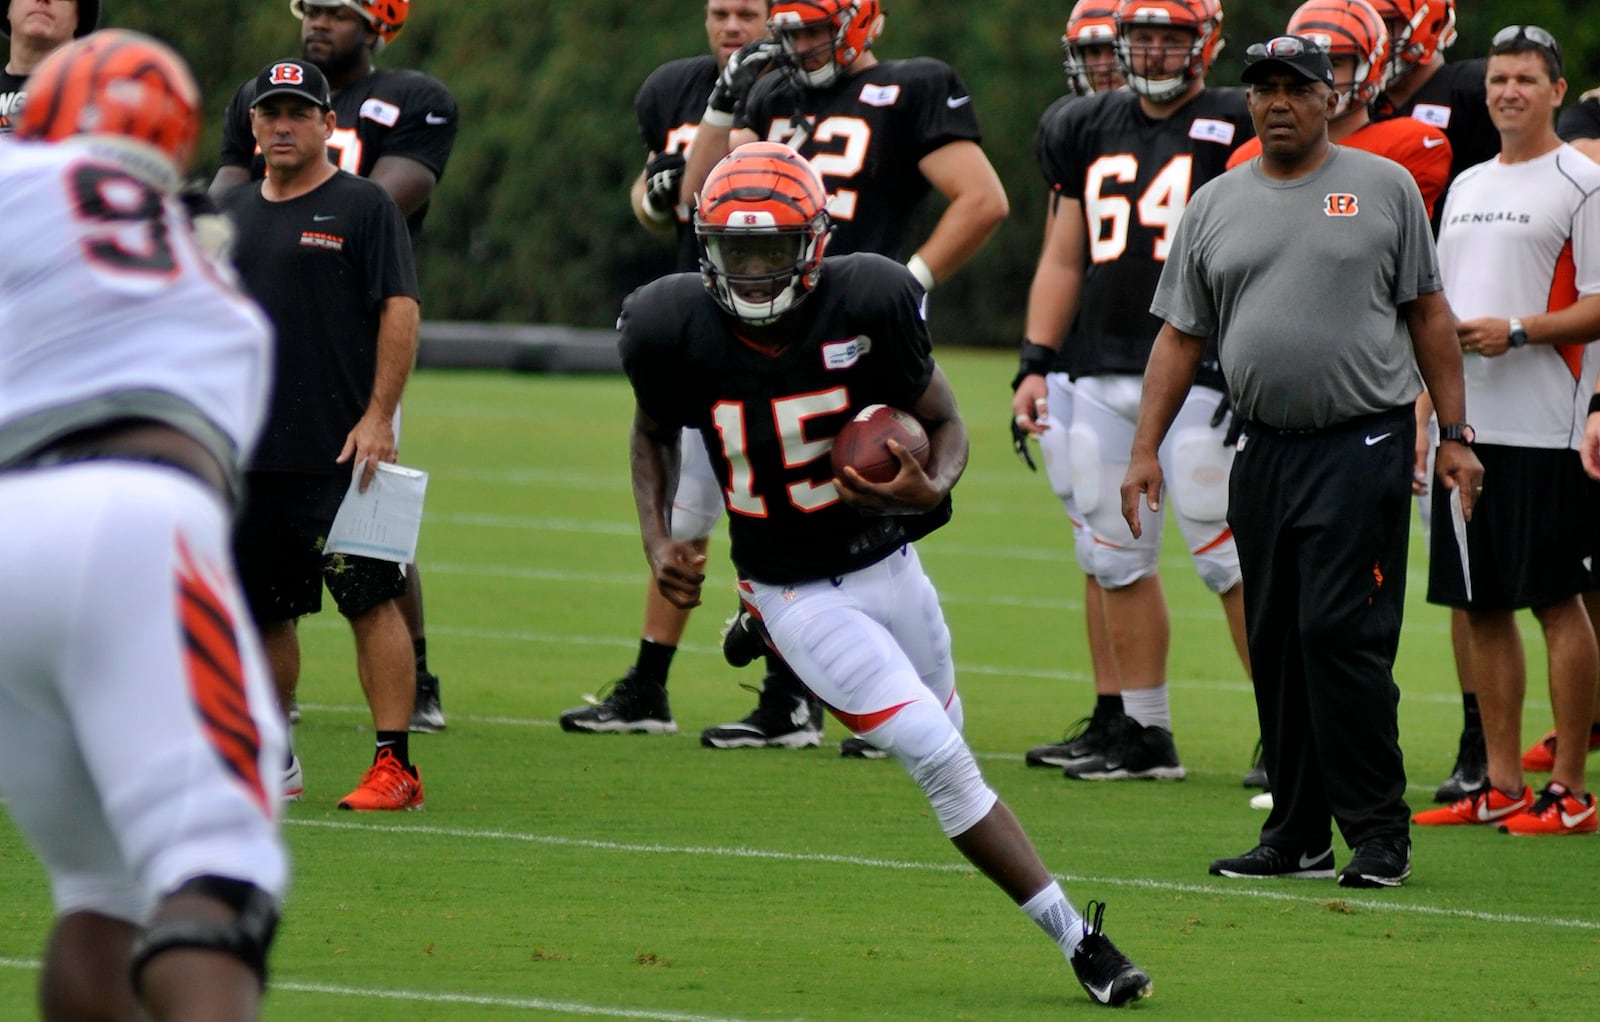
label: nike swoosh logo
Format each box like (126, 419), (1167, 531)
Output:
(1561, 805), (1597, 828)
(313, 214), (335, 222)
(1298, 851), (1326, 869)
(1422, 136), (1446, 148)
(946, 95), (971, 109)
(425, 112), (449, 125)
(1085, 980), (1114, 1004)
(1475, 796), (1529, 822)
(1364, 432), (1392, 446)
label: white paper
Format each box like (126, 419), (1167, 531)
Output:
(1449, 486), (1472, 603)
(325, 461), (428, 563)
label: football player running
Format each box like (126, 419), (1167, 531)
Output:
(623, 141), (1151, 1008)
(1010, 0), (1253, 784)
(677, 0), (1010, 755)
(0, 30), (287, 1021)
(213, 0), (458, 736)
(1016, 2), (1135, 775)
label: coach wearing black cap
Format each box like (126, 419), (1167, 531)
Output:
(1122, 36), (1482, 889)
(1, 0), (100, 134)
(219, 57), (428, 813)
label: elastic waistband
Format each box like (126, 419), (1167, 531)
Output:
(1246, 404), (1412, 439)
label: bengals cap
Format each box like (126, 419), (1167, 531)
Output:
(1241, 36), (1336, 89)
(250, 58), (333, 110)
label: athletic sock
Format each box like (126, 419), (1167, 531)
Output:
(636, 639), (676, 688)
(1121, 685), (1171, 731)
(1461, 693), (1481, 732)
(413, 636), (428, 675)
(1021, 881), (1084, 959)
(1096, 693), (1125, 716)
(376, 731), (411, 770)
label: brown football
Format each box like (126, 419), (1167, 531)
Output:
(830, 404), (931, 485)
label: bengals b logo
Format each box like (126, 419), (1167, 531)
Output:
(268, 62), (304, 86)
(1324, 193), (1359, 216)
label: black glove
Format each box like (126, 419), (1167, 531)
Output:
(707, 39), (782, 116)
(1209, 391), (1243, 447)
(1010, 416), (1037, 472)
(641, 151), (686, 221)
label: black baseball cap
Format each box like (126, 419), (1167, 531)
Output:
(250, 58), (333, 110)
(1241, 36), (1336, 89)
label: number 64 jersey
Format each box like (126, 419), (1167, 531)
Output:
(0, 139), (272, 472)
(619, 253), (952, 586)
(1040, 87), (1251, 382)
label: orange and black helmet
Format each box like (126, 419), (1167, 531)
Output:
(1288, 0), (1391, 113)
(16, 29), (201, 189)
(1063, 1), (1121, 96)
(695, 142), (833, 324)
(1366, 0), (1455, 71)
(291, 0), (410, 52)
(770, 0), (884, 89)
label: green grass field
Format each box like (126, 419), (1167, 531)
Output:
(2, 349), (1595, 1020)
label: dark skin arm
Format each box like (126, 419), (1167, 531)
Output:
(835, 366), (968, 512)
(629, 406), (706, 609)
(1120, 323), (1206, 538)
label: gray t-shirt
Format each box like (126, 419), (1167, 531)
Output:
(1152, 146), (1441, 430)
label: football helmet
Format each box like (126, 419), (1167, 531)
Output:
(0, 0), (98, 38)
(769, 0), (885, 89)
(1366, 0), (1454, 71)
(1287, 0), (1391, 115)
(291, 0), (410, 52)
(695, 142), (833, 325)
(1062, 1), (1121, 96)
(1113, 0), (1225, 104)
(15, 29), (201, 193)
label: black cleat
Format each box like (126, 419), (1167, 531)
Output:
(1209, 844), (1334, 879)
(559, 668), (677, 735)
(1433, 726), (1486, 803)
(410, 669), (446, 733)
(1025, 704), (1129, 770)
(1070, 901), (1152, 1007)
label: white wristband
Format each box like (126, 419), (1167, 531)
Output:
(906, 254), (935, 292)
(701, 106), (734, 129)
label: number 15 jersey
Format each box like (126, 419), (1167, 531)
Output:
(1040, 87), (1250, 380)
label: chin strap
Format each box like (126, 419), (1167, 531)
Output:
(130, 876), (280, 996)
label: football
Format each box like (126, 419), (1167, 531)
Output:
(830, 404), (931, 485)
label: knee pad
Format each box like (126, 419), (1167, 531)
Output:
(1066, 422), (1101, 516)
(909, 735), (998, 838)
(130, 876), (280, 995)
(669, 472), (724, 542)
(1192, 541), (1242, 594)
(1167, 426), (1233, 522)
(1073, 522), (1096, 576)
(1091, 538), (1158, 590)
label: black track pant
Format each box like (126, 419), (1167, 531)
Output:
(1230, 405), (1414, 851)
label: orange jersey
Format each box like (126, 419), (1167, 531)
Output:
(1226, 117), (1452, 218)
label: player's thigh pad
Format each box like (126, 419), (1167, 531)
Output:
(0, 466), (289, 921)
(1162, 389), (1241, 593)
(1040, 373), (1076, 506)
(670, 428), (725, 542)
(1072, 375), (1161, 588)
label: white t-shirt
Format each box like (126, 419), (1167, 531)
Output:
(1437, 144), (1600, 448)
(0, 137), (272, 466)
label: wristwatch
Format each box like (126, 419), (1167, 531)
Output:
(1439, 423), (1476, 445)
(1508, 318), (1528, 348)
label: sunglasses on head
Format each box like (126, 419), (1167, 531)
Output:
(1490, 25), (1562, 67)
(1247, 35), (1316, 60)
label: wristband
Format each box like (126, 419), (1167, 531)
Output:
(701, 106), (733, 129)
(906, 254), (936, 293)
(1589, 394), (1600, 416)
(1010, 341), (1057, 391)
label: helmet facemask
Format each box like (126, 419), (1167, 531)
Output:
(699, 216), (829, 325)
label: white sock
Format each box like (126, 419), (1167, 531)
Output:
(1121, 685), (1171, 731)
(1021, 881), (1084, 959)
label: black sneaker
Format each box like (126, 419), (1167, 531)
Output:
(840, 736), (889, 759)
(409, 669), (446, 733)
(1066, 721), (1186, 780)
(1024, 704), (1128, 769)
(1433, 726), (1487, 803)
(720, 607), (770, 668)
(700, 676), (823, 749)
(1242, 738), (1268, 789)
(559, 669), (677, 735)
(1338, 836), (1411, 888)
(1070, 901), (1152, 1007)
(1209, 844), (1335, 879)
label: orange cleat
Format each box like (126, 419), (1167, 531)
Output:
(1497, 783), (1597, 836)
(336, 748), (424, 811)
(1520, 727), (1600, 772)
(1413, 785), (1532, 826)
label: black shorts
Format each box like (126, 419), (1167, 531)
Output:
(1426, 444), (1595, 611)
(234, 471), (407, 623)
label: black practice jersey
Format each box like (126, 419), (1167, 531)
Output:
(0, 68), (26, 135)
(1042, 87), (1250, 382)
(1559, 96), (1600, 142)
(1370, 59), (1496, 233)
(740, 59), (982, 259)
(1032, 92), (1086, 374)
(620, 254), (951, 584)
(635, 55), (719, 272)
(220, 172), (419, 472)
(220, 67), (458, 243)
